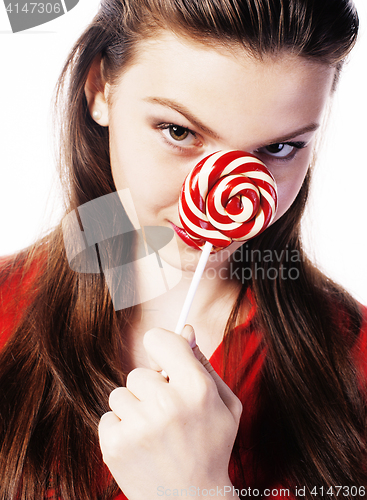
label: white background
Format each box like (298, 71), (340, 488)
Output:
(0, 0), (366, 303)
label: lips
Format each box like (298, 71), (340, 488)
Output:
(170, 222), (201, 250)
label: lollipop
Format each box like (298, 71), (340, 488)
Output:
(174, 150), (278, 335)
(179, 150), (277, 251)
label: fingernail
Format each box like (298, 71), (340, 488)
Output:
(188, 326), (197, 349)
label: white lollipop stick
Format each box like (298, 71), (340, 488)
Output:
(160, 241), (212, 380)
(174, 241), (213, 334)
(160, 150), (277, 378)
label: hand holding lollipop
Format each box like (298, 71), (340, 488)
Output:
(175, 150), (278, 334)
(100, 150), (277, 493)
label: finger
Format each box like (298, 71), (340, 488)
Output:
(146, 325), (196, 375)
(99, 410), (120, 428)
(180, 324), (197, 349)
(192, 344), (243, 422)
(143, 327), (209, 384)
(98, 410), (121, 453)
(108, 386), (140, 419)
(125, 367), (168, 400)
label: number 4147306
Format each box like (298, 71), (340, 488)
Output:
(6, 3), (62, 14)
(310, 486), (365, 496)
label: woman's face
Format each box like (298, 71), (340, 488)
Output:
(91, 31), (335, 271)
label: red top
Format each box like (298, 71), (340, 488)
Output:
(1, 256), (366, 500)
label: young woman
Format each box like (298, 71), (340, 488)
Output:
(0, 0), (366, 499)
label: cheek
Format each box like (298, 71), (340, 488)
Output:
(109, 133), (183, 216)
(108, 118), (193, 212)
(109, 122), (153, 191)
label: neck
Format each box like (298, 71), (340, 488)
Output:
(123, 251), (249, 369)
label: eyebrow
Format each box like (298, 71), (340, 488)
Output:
(144, 97), (222, 139)
(144, 96), (320, 145)
(262, 123), (320, 146)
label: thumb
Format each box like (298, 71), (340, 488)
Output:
(180, 325), (222, 379)
(181, 325), (243, 422)
(180, 324), (197, 349)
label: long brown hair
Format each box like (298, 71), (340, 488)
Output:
(0, 1), (365, 498)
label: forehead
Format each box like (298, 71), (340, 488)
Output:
(111, 31), (335, 145)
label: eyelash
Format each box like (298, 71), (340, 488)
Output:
(156, 123), (199, 152)
(157, 122), (308, 160)
(255, 141), (307, 162)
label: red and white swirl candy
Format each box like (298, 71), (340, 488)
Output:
(179, 150), (278, 251)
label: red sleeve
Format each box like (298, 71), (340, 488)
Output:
(0, 255), (42, 350)
(352, 305), (367, 388)
(268, 306), (367, 498)
(113, 493), (127, 499)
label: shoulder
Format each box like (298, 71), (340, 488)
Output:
(0, 251), (45, 350)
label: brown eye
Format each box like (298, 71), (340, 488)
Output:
(266, 143), (286, 154)
(169, 125), (189, 141)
